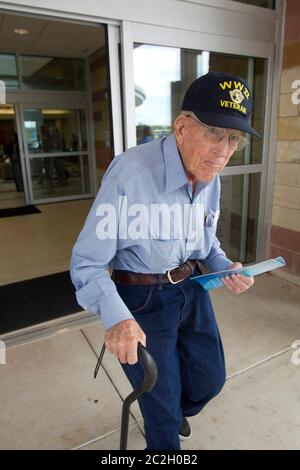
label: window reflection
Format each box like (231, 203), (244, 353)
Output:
(0, 53), (18, 89)
(24, 109), (87, 154)
(133, 44), (266, 166)
(0, 54), (85, 91)
(24, 107), (89, 199)
(133, 45), (264, 263)
(29, 155), (90, 199)
(219, 173), (261, 263)
(21, 56), (85, 90)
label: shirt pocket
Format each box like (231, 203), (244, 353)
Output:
(204, 209), (220, 228)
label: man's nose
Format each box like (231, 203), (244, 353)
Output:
(211, 138), (230, 159)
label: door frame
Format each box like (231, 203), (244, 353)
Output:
(20, 101), (93, 205)
(6, 95), (94, 204)
(3, 22), (124, 205)
(120, 19), (280, 262)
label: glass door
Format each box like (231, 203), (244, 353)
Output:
(0, 104), (26, 209)
(21, 105), (92, 203)
(123, 22), (273, 264)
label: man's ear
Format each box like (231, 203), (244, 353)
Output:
(174, 115), (186, 146)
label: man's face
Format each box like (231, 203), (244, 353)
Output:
(175, 114), (240, 183)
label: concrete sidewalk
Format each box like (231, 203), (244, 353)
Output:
(0, 272), (299, 450)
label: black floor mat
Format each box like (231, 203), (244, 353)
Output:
(0, 271), (82, 335)
(0, 205), (41, 218)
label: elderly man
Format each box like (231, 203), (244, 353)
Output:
(70, 72), (258, 450)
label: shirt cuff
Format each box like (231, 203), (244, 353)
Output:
(205, 255), (233, 273)
(75, 279), (134, 331)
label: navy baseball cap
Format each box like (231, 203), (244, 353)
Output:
(181, 71), (261, 138)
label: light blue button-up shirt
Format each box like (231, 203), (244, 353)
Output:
(70, 134), (233, 331)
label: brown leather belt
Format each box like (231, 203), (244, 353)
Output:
(112, 260), (201, 286)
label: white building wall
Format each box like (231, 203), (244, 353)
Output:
(0, 0), (276, 45)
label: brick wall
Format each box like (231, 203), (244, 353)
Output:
(269, 0), (300, 276)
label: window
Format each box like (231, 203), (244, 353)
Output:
(0, 53), (18, 89)
(21, 56), (86, 90)
(133, 44), (267, 166)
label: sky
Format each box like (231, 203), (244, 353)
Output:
(133, 44), (209, 127)
(134, 44), (180, 127)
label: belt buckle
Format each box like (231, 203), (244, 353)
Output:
(167, 268), (185, 285)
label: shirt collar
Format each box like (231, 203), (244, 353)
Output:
(163, 134), (189, 193)
(162, 133), (212, 194)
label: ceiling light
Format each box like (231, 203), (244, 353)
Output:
(14, 28), (29, 35)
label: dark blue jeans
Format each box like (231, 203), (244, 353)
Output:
(115, 278), (226, 450)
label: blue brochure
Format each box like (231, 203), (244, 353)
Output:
(190, 256), (286, 291)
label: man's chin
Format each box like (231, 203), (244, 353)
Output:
(196, 170), (218, 183)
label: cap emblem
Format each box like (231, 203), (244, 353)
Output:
(229, 89), (244, 105)
(218, 81), (249, 115)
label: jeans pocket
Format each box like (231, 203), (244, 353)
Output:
(115, 283), (155, 313)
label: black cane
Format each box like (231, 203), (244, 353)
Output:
(94, 342), (158, 450)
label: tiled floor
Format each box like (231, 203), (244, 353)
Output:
(1, 271), (300, 450)
(0, 199), (93, 285)
(0, 182), (25, 210)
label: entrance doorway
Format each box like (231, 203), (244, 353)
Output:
(0, 12), (117, 208)
(0, 103), (91, 208)
(0, 11), (120, 337)
(0, 105), (25, 209)
(22, 105), (90, 203)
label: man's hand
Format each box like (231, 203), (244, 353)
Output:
(222, 262), (254, 294)
(104, 319), (146, 365)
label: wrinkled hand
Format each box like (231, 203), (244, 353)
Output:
(105, 319), (146, 365)
(222, 262), (254, 294)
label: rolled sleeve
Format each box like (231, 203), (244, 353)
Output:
(74, 275), (134, 331)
